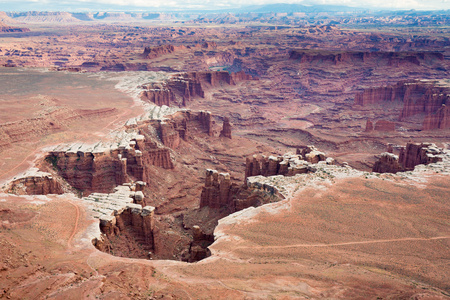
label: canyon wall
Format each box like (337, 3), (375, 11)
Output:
(140, 70), (256, 107)
(45, 131), (173, 195)
(355, 80), (450, 130)
(245, 146), (328, 179)
(290, 49), (444, 66)
(372, 143), (444, 173)
(4, 168), (63, 195)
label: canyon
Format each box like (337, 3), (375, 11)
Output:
(0, 9), (449, 299)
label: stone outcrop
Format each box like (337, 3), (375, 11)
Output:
(423, 104), (449, 130)
(142, 44), (184, 59)
(365, 120), (374, 132)
(374, 120), (396, 131)
(245, 147), (328, 179)
(140, 71), (256, 107)
(399, 143), (444, 171)
(200, 169), (237, 209)
(372, 153), (403, 173)
(365, 120), (396, 132)
(4, 168), (63, 195)
(89, 184), (156, 258)
(185, 225), (214, 262)
(372, 142), (445, 173)
(153, 110), (216, 149)
(198, 169), (280, 213)
(140, 83), (175, 106)
(290, 49), (443, 66)
(45, 131), (173, 195)
(219, 117), (232, 139)
(355, 80), (449, 129)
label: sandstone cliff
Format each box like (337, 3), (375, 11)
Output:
(140, 71), (256, 107)
(245, 147), (328, 179)
(220, 117), (232, 139)
(44, 130), (173, 196)
(4, 168), (63, 195)
(423, 104), (449, 130)
(372, 143), (444, 173)
(88, 184), (156, 259)
(142, 44), (184, 59)
(355, 80), (449, 130)
(290, 49), (443, 66)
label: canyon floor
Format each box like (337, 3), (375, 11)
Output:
(0, 15), (449, 299)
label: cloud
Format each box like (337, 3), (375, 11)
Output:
(0, 0), (448, 10)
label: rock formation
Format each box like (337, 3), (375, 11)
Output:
(374, 120), (396, 131)
(140, 71), (255, 107)
(355, 80), (449, 130)
(200, 169), (237, 209)
(372, 153), (403, 173)
(289, 49), (443, 66)
(44, 131), (173, 195)
(372, 143), (445, 173)
(245, 147), (328, 179)
(423, 104), (449, 130)
(4, 168), (63, 195)
(140, 83), (175, 106)
(219, 117), (232, 139)
(185, 225), (214, 262)
(88, 184), (156, 258)
(142, 44), (183, 59)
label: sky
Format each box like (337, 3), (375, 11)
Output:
(0, 0), (448, 11)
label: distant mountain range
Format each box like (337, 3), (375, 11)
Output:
(1, 2), (447, 13)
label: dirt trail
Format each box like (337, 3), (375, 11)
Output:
(238, 236), (450, 250)
(66, 200), (80, 249)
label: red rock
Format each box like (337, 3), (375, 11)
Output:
(423, 104), (449, 130)
(372, 153), (403, 173)
(373, 142), (444, 173)
(219, 117), (232, 139)
(365, 119), (374, 132)
(374, 120), (396, 131)
(142, 44), (185, 59)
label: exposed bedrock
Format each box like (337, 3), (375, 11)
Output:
(355, 80), (450, 130)
(245, 146), (328, 179)
(423, 104), (449, 130)
(140, 70), (256, 107)
(372, 142), (445, 173)
(4, 168), (63, 195)
(154, 110), (232, 149)
(44, 132), (172, 195)
(219, 117), (232, 139)
(89, 184), (157, 259)
(142, 44), (185, 59)
(365, 119), (396, 132)
(289, 49), (444, 66)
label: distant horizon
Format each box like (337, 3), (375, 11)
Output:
(0, 1), (448, 13)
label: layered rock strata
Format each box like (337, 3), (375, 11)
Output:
(219, 117), (232, 139)
(245, 147), (328, 179)
(88, 184), (156, 258)
(44, 130), (172, 195)
(140, 71), (256, 107)
(355, 80), (450, 130)
(142, 44), (184, 59)
(3, 168), (63, 195)
(200, 169), (237, 210)
(290, 49), (444, 66)
(372, 143), (445, 173)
